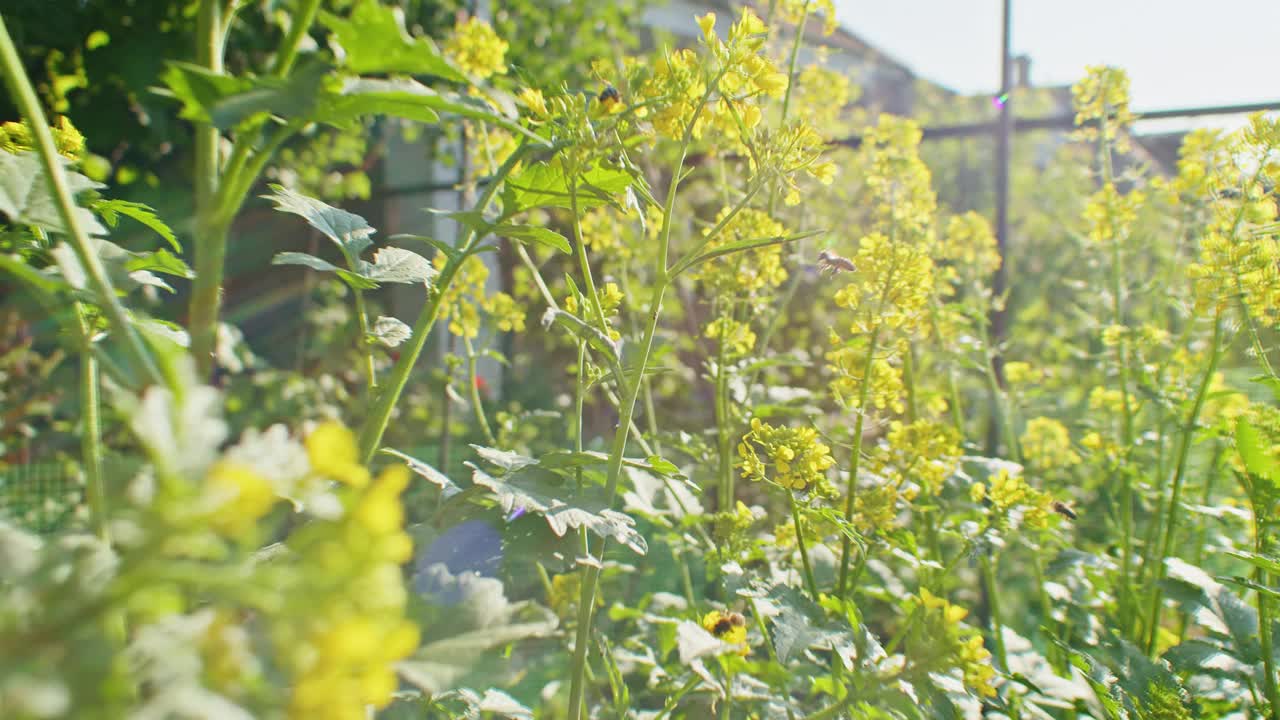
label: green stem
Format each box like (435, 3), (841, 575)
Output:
(983, 554), (1009, 671)
(464, 334), (495, 445)
(836, 327), (882, 598)
(189, 0), (228, 378)
(352, 287), (377, 390)
(715, 306), (734, 511)
(653, 677), (703, 720)
(0, 16), (161, 387)
(356, 144), (528, 464)
(1109, 208), (1139, 636)
(75, 305), (108, 542)
(789, 491), (819, 600)
(568, 177), (611, 335)
(270, 0), (322, 77)
(1256, 520), (1280, 719)
(1144, 313), (1225, 654)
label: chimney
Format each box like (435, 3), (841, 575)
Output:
(1013, 55), (1032, 88)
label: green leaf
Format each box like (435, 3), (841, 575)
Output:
(467, 463), (647, 554)
(0, 152), (107, 236)
(320, 0), (465, 82)
(381, 448), (461, 498)
(502, 161), (634, 214)
(397, 609), (557, 695)
(124, 249), (193, 279)
(1225, 548), (1280, 576)
(1164, 639), (1250, 679)
(160, 61), (330, 129)
(271, 251), (343, 274)
(92, 199), (180, 252)
(362, 247), (435, 285)
(369, 315), (411, 348)
(314, 77), (441, 129)
(493, 223), (571, 254)
(387, 233), (460, 262)
(51, 240), (177, 294)
(1236, 416), (1280, 483)
(263, 185), (375, 258)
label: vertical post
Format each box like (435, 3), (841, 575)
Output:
(987, 0), (1014, 450)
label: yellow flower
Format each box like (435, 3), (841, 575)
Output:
(705, 316), (757, 358)
(204, 462), (278, 536)
(701, 610), (749, 655)
(1020, 417), (1081, 473)
(306, 422), (370, 488)
(738, 418), (835, 491)
(444, 17), (508, 79)
(517, 87), (549, 119)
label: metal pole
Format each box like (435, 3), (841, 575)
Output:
(984, 0), (1013, 462)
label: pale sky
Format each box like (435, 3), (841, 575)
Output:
(833, 0), (1280, 126)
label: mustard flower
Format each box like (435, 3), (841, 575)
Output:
(444, 17), (508, 80)
(1072, 65), (1134, 145)
(832, 233), (935, 335)
(203, 462), (279, 537)
(907, 590), (997, 698)
(701, 610), (750, 655)
(738, 418), (835, 491)
(433, 254), (490, 339)
(871, 419), (963, 494)
(826, 351), (905, 414)
(857, 115), (937, 244)
(693, 207), (788, 296)
(1083, 182), (1144, 245)
(307, 421), (371, 488)
(705, 316), (757, 359)
(775, 0), (840, 35)
(938, 211), (1000, 281)
(1020, 417), (1081, 474)
(482, 292), (526, 333)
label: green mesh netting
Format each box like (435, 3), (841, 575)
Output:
(0, 461), (86, 533)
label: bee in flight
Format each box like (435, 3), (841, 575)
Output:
(817, 250), (856, 275)
(1051, 500), (1077, 520)
(709, 612), (746, 638)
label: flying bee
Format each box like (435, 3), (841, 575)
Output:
(710, 612), (747, 637)
(1051, 500), (1078, 520)
(817, 250), (856, 275)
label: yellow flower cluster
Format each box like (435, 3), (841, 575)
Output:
(756, 121), (836, 205)
(738, 418), (836, 491)
(826, 351), (905, 414)
(1083, 182), (1144, 245)
(854, 482), (899, 532)
(971, 468), (1055, 531)
(578, 206), (635, 260)
(1187, 115), (1280, 324)
(1071, 65), (1134, 146)
(794, 64), (856, 133)
(433, 254), (489, 339)
(283, 425), (418, 720)
(1019, 417), (1081, 475)
(694, 207), (789, 296)
(775, 0), (840, 35)
(482, 292), (526, 333)
(564, 281), (625, 341)
(0, 116), (85, 159)
(698, 10), (788, 101)
(444, 16), (508, 80)
(705, 316), (758, 359)
(203, 462), (278, 537)
(872, 419), (963, 494)
(1003, 361), (1043, 387)
(938, 211), (1000, 282)
(908, 589), (996, 698)
(857, 115), (937, 243)
(832, 233), (934, 335)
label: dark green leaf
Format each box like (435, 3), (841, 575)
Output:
(503, 161), (634, 214)
(124, 249), (193, 279)
(1236, 417), (1280, 483)
(314, 77), (441, 128)
(160, 61), (329, 129)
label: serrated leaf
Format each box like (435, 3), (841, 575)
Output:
(1164, 639), (1250, 678)
(364, 247), (435, 285)
(92, 199), (180, 252)
(493, 224), (571, 254)
(51, 239), (177, 294)
(0, 152), (107, 236)
(264, 185), (375, 258)
(382, 448), (461, 498)
(369, 316), (411, 347)
(467, 464), (647, 554)
(320, 0), (465, 82)
(387, 233), (460, 261)
(471, 445), (537, 473)
(1225, 548), (1280, 576)
(1236, 416), (1280, 483)
(125, 249), (193, 279)
(397, 608), (557, 695)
